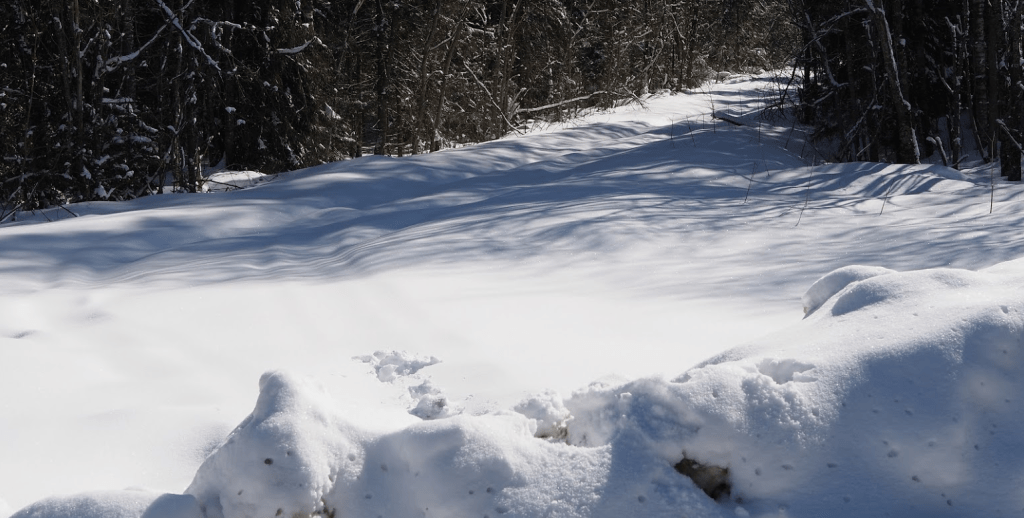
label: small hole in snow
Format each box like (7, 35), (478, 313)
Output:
(486, 487), (494, 493)
(264, 458), (273, 465)
(237, 490), (243, 496)
(637, 495), (647, 503)
(347, 453), (357, 461)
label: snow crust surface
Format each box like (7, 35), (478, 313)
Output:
(6, 75), (1024, 518)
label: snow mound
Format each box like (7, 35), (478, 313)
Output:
(186, 372), (360, 518)
(355, 350), (441, 383)
(801, 265), (895, 315)
(185, 371), (721, 518)
(563, 263), (1024, 516)
(407, 379), (457, 420)
(9, 490), (200, 518)
(514, 391), (572, 440)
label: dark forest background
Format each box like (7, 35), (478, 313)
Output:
(1, 0), (1023, 213)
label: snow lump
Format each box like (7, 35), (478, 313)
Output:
(13, 261), (1024, 518)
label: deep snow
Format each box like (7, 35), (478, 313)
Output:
(5, 75), (1024, 518)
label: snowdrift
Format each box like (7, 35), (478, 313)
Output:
(14, 261), (1024, 518)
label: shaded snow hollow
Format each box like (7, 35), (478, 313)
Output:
(14, 261), (1024, 518)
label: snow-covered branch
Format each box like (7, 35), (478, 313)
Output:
(153, 0), (221, 72)
(276, 39), (316, 55)
(104, 23), (169, 72)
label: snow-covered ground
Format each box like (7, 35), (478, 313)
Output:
(5, 75), (1024, 518)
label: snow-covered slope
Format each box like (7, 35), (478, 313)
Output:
(5, 75), (1024, 517)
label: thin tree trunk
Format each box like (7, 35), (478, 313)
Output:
(866, 0), (920, 163)
(970, 0), (991, 155)
(946, 16), (964, 168)
(430, 22), (463, 152)
(1003, 2), (1022, 180)
(411, 5), (441, 155)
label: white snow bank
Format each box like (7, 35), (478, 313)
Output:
(564, 262), (1024, 517)
(10, 490), (200, 518)
(186, 261), (1024, 518)
(12, 260), (1024, 517)
(184, 371), (723, 518)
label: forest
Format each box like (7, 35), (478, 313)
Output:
(0, 0), (1022, 213)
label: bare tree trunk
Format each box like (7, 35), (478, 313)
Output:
(374, 2), (394, 155)
(1002, 1), (1022, 180)
(866, 0), (920, 163)
(988, 0), (1004, 169)
(946, 15), (964, 168)
(430, 22), (463, 152)
(411, 5), (441, 155)
(969, 0), (992, 156)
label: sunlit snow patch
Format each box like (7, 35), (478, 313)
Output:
(201, 171), (273, 193)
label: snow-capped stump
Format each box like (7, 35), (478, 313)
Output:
(801, 265), (895, 315)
